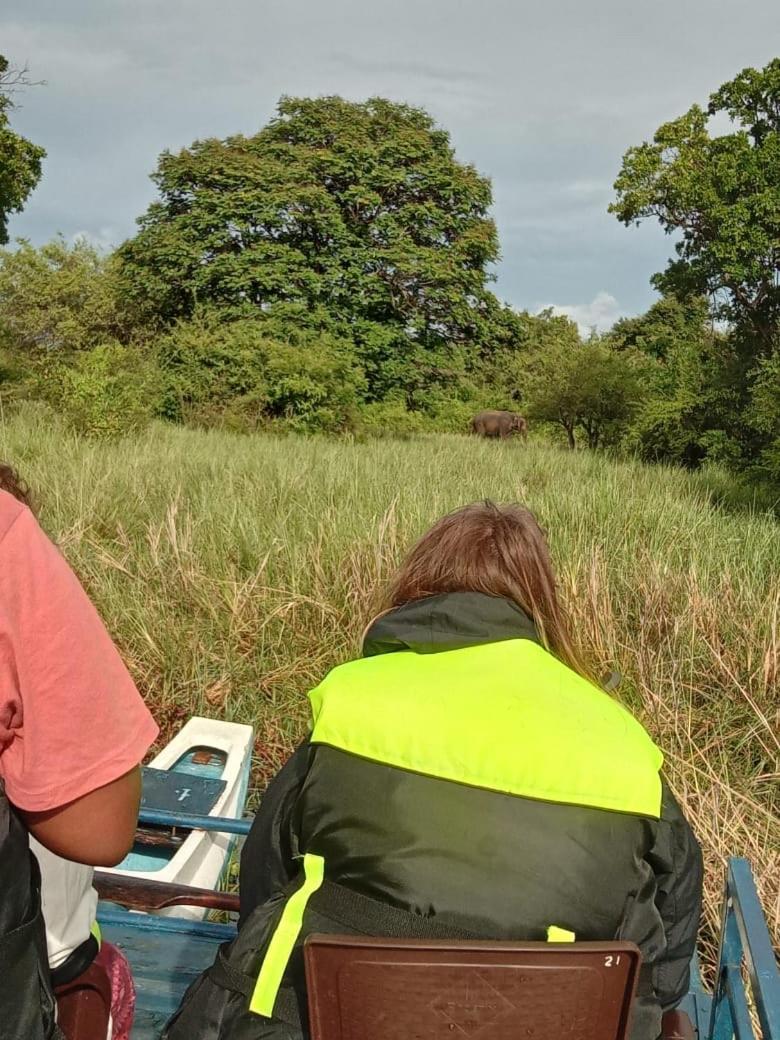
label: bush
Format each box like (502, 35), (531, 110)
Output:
(156, 316), (269, 426)
(157, 313), (364, 433)
(746, 350), (780, 491)
(0, 237), (135, 354)
(417, 395), (482, 434)
(262, 338), (364, 433)
(355, 400), (429, 438)
(627, 396), (708, 468)
(0, 344), (30, 410)
(46, 343), (161, 438)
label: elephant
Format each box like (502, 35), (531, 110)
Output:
(470, 410), (529, 440)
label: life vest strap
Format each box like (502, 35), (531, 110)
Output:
(249, 854), (325, 1018)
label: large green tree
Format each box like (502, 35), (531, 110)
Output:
(0, 56), (45, 245)
(118, 96), (499, 347)
(608, 294), (711, 362)
(611, 59), (780, 353)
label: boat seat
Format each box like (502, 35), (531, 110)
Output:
(303, 935), (699, 1039)
(140, 766), (226, 818)
(303, 935), (643, 1040)
(54, 959), (112, 1040)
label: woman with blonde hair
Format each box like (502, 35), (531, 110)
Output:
(167, 501), (702, 1040)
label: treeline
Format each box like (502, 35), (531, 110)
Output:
(0, 60), (778, 496)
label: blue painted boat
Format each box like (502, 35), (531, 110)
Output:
(97, 811), (780, 1040)
(101, 718), (253, 920)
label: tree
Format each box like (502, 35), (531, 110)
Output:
(0, 237), (134, 353)
(0, 56), (45, 245)
(469, 307), (580, 414)
(525, 339), (645, 450)
(608, 294), (711, 361)
(609, 295), (751, 467)
(611, 59), (780, 354)
(118, 96), (499, 350)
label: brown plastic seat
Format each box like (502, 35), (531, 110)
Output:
(54, 960), (112, 1040)
(304, 935), (642, 1040)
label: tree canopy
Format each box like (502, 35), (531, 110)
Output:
(524, 336), (645, 450)
(119, 96), (499, 346)
(0, 56), (45, 245)
(611, 58), (780, 353)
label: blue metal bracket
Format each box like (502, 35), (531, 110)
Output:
(709, 858), (780, 1040)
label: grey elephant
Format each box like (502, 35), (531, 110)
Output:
(470, 410), (529, 439)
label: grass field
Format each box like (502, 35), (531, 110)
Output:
(2, 404), (778, 974)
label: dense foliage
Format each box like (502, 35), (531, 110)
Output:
(611, 59), (780, 354)
(0, 64), (778, 500)
(524, 337), (646, 450)
(118, 96), (502, 405)
(0, 237), (131, 352)
(156, 313), (364, 433)
(611, 58), (780, 493)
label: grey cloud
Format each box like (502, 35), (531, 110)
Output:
(327, 54), (485, 88)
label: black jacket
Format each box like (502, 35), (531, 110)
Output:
(167, 593), (703, 1040)
(0, 783), (62, 1039)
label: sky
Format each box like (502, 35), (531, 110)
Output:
(1, 0), (778, 332)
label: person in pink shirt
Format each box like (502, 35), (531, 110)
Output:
(0, 463), (159, 1039)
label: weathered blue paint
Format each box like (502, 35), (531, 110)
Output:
(98, 908), (236, 1040)
(679, 951), (713, 1037)
(709, 857), (780, 1040)
(730, 858), (780, 1039)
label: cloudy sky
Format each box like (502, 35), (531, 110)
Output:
(2, 0), (778, 331)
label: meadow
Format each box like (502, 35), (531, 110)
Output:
(2, 404), (777, 973)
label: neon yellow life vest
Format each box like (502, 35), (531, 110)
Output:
(309, 637), (663, 819)
(250, 637), (663, 1018)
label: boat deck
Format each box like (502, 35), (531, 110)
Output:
(99, 908), (236, 1039)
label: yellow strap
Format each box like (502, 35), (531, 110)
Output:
(547, 924), (575, 942)
(249, 854), (325, 1017)
(90, 920), (102, 948)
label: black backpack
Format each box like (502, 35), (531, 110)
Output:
(0, 781), (63, 1039)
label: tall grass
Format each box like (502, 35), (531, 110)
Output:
(2, 405), (778, 974)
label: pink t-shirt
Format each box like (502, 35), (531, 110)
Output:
(0, 490), (158, 812)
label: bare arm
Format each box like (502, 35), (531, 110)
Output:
(19, 766), (142, 867)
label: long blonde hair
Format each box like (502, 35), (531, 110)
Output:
(383, 501), (591, 679)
